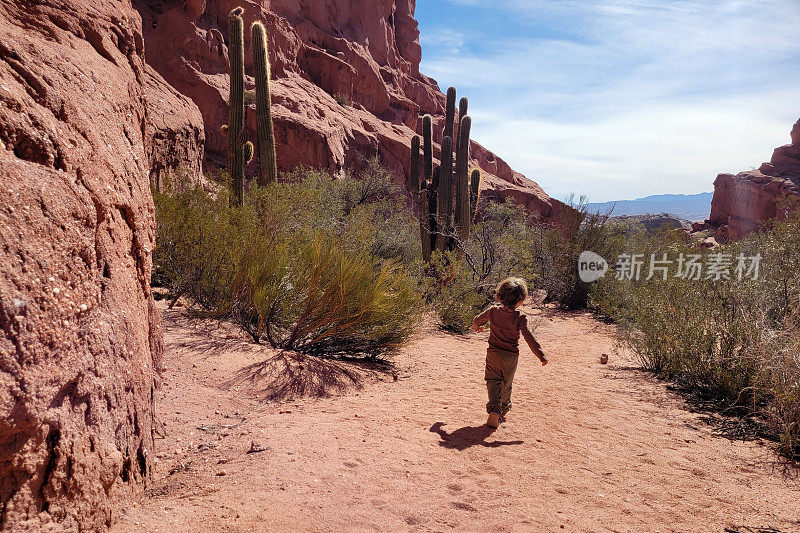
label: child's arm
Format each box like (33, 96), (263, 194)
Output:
(471, 307), (492, 333)
(519, 314), (548, 365)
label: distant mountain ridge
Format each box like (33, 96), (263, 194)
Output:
(587, 192), (713, 222)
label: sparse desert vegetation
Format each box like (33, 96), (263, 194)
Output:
(3, 0), (800, 531)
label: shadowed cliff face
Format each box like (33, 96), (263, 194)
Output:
(0, 0), (164, 529)
(708, 118), (800, 241)
(133, 0), (568, 222)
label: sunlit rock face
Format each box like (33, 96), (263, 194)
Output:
(709, 117), (800, 241)
(0, 0), (163, 529)
(133, 0), (568, 222)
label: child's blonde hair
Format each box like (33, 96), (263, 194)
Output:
(495, 277), (528, 309)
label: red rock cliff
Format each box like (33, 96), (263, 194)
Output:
(134, 0), (566, 221)
(0, 0), (165, 529)
(708, 118), (800, 241)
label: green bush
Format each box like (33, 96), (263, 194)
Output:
(240, 235), (421, 356)
(153, 177), (257, 311)
(421, 199), (542, 333)
(533, 196), (626, 309)
(591, 208), (800, 458)
(153, 162), (422, 358)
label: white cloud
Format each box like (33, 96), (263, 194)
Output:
(470, 92), (800, 202)
(420, 0), (800, 202)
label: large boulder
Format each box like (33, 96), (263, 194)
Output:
(707, 117), (800, 241)
(0, 0), (162, 529)
(133, 0), (567, 222)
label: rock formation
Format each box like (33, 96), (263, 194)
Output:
(0, 0), (566, 529)
(0, 0), (164, 529)
(133, 0), (566, 222)
(706, 118), (800, 241)
(144, 64), (206, 190)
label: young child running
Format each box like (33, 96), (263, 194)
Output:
(472, 277), (548, 428)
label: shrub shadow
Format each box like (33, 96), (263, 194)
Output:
(226, 349), (395, 402)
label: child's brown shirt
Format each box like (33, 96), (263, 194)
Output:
(472, 305), (544, 358)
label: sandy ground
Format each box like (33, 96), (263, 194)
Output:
(112, 302), (800, 532)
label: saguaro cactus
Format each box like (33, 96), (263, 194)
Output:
(407, 89), (484, 260)
(252, 21), (277, 185)
(228, 7), (246, 206)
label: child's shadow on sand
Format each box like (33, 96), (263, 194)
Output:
(429, 422), (524, 451)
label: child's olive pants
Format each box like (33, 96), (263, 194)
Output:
(485, 349), (519, 416)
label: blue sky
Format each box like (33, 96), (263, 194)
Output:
(415, 0), (800, 203)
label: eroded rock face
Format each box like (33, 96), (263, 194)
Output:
(708, 118), (800, 241)
(0, 1), (161, 530)
(144, 64), (206, 190)
(133, 0), (566, 221)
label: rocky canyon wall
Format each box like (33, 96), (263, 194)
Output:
(707, 118), (800, 241)
(0, 0), (167, 529)
(134, 0), (566, 221)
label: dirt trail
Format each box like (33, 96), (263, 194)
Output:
(113, 303), (800, 532)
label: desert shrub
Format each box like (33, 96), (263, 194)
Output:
(250, 158), (419, 263)
(532, 196), (626, 309)
(153, 178), (259, 311)
(153, 162), (422, 358)
(592, 209), (800, 458)
(240, 235), (421, 356)
(421, 199), (543, 333)
(333, 92), (351, 107)
(420, 250), (488, 334)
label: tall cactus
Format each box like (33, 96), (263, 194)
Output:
(407, 90), (483, 260)
(252, 21), (277, 185)
(228, 7), (246, 206)
(454, 114), (472, 244)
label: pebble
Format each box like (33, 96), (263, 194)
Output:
(248, 441), (268, 454)
(12, 298), (26, 315)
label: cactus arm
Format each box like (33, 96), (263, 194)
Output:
(228, 7), (246, 205)
(459, 97), (468, 120)
(435, 136), (454, 252)
(443, 87), (456, 142)
(429, 165), (440, 254)
(470, 168), (482, 221)
(408, 135), (420, 196)
(454, 115), (472, 244)
(456, 96), (468, 149)
(244, 141), (254, 164)
(252, 21), (278, 186)
(422, 114), (433, 184)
